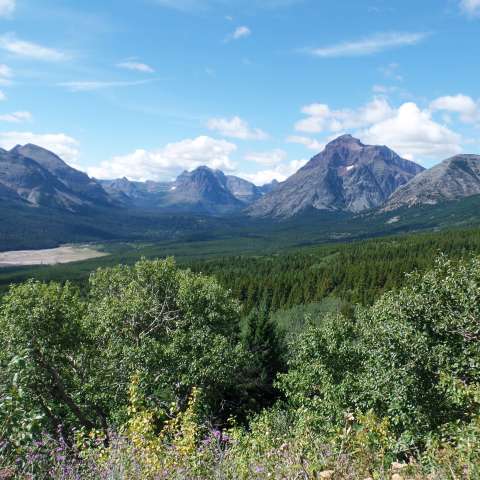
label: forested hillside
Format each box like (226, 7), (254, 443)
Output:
(1, 253), (480, 479)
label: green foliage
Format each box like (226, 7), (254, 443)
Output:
(279, 255), (480, 451)
(0, 258), (250, 459)
(240, 305), (284, 411)
(0, 280), (99, 444)
(85, 257), (246, 423)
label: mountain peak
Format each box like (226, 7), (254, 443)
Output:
(248, 137), (424, 218)
(326, 134), (363, 149)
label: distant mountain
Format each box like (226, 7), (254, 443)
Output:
(248, 135), (424, 218)
(384, 154), (480, 211)
(99, 177), (171, 207)
(100, 167), (275, 213)
(11, 144), (112, 206)
(0, 148), (98, 211)
(166, 166), (243, 214)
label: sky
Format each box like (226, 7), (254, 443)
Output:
(0, 0), (480, 184)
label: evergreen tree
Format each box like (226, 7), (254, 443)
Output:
(241, 304), (284, 410)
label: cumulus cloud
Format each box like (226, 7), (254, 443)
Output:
(460, 0), (480, 16)
(429, 94), (479, 123)
(117, 61), (155, 73)
(361, 103), (462, 160)
(305, 32), (428, 58)
(295, 97), (394, 134)
(239, 159), (307, 185)
(0, 111), (32, 123)
(286, 135), (325, 151)
(244, 149), (287, 166)
(292, 97), (464, 162)
(88, 136), (237, 181)
(207, 116), (268, 140)
(0, 0), (15, 17)
(0, 132), (80, 162)
(0, 34), (68, 61)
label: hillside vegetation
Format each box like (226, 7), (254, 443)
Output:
(1, 252), (480, 479)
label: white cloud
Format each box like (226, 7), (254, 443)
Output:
(154, 0), (302, 12)
(372, 84), (399, 94)
(58, 79), (152, 92)
(429, 94), (479, 123)
(207, 116), (268, 140)
(88, 136), (237, 181)
(0, 111), (32, 123)
(292, 97), (464, 162)
(0, 132), (80, 162)
(379, 62), (403, 81)
(0, 0), (15, 17)
(231, 26), (251, 40)
(0, 90), (6, 101)
(286, 135), (325, 151)
(244, 149), (287, 166)
(0, 34), (68, 61)
(305, 32), (428, 58)
(295, 97), (394, 133)
(361, 102), (462, 161)
(117, 61), (155, 73)
(0, 64), (13, 85)
(460, 0), (480, 16)
(239, 159), (307, 185)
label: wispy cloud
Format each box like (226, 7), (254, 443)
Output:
(232, 26), (251, 40)
(207, 116), (268, 140)
(0, 111), (32, 123)
(58, 79), (154, 92)
(304, 32), (429, 58)
(117, 60), (155, 73)
(0, 34), (69, 61)
(0, 90), (6, 101)
(153, 0), (302, 12)
(0, 64), (12, 85)
(0, 0), (15, 18)
(460, 0), (480, 16)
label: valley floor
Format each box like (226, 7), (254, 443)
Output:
(0, 245), (108, 268)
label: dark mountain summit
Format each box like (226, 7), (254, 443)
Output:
(0, 145), (112, 211)
(166, 166), (243, 214)
(100, 166), (275, 212)
(12, 144), (112, 206)
(384, 154), (480, 211)
(248, 134), (424, 218)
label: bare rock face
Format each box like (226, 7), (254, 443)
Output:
(165, 166), (244, 214)
(384, 154), (480, 210)
(11, 144), (112, 206)
(0, 148), (91, 211)
(100, 167), (276, 213)
(247, 135), (424, 218)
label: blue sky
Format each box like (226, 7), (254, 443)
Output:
(0, 0), (479, 184)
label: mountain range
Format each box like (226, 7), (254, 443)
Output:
(247, 135), (425, 218)
(2, 135), (480, 248)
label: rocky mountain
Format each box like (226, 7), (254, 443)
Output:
(248, 135), (425, 218)
(166, 167), (243, 214)
(101, 167), (276, 213)
(99, 177), (171, 207)
(11, 144), (112, 206)
(384, 154), (480, 211)
(0, 147), (103, 211)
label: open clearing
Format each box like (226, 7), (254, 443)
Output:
(0, 246), (109, 268)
